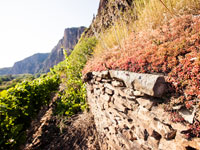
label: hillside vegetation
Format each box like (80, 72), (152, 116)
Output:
(1, 0), (200, 149)
(0, 74), (36, 92)
(0, 73), (60, 149)
(0, 35), (96, 150)
(83, 0), (200, 138)
(84, 14), (200, 100)
(53, 36), (97, 116)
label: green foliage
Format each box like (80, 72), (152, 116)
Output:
(0, 74), (35, 92)
(0, 75), (14, 82)
(54, 37), (97, 116)
(0, 72), (60, 149)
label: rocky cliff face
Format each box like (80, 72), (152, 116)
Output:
(85, 0), (134, 37)
(41, 27), (86, 72)
(63, 27), (86, 54)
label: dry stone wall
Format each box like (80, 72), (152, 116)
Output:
(84, 70), (200, 150)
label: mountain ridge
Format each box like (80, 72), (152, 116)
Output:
(41, 26), (85, 72)
(0, 53), (49, 75)
(0, 26), (85, 75)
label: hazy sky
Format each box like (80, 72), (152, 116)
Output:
(0, 0), (100, 68)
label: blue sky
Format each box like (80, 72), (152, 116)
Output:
(0, 0), (100, 68)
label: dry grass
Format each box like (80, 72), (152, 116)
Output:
(134, 0), (200, 30)
(93, 0), (200, 57)
(94, 22), (129, 56)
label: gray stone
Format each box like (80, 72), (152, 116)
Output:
(115, 87), (127, 97)
(87, 84), (93, 91)
(133, 91), (144, 97)
(136, 98), (153, 110)
(96, 77), (102, 82)
(86, 78), (200, 150)
(172, 104), (184, 110)
(93, 71), (109, 79)
(124, 88), (134, 96)
(90, 79), (95, 84)
(109, 70), (166, 97)
(102, 79), (112, 83)
(164, 130), (177, 140)
(126, 96), (136, 101)
(104, 83), (114, 90)
(94, 88), (101, 96)
(105, 88), (114, 95)
(179, 108), (195, 124)
(101, 94), (111, 102)
(112, 80), (125, 87)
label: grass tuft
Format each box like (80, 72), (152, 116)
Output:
(92, 0), (200, 57)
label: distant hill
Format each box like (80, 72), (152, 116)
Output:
(0, 67), (11, 75)
(0, 53), (49, 75)
(11, 53), (49, 74)
(0, 27), (85, 75)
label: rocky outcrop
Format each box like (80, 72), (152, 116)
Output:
(85, 70), (200, 150)
(41, 27), (86, 72)
(85, 0), (134, 37)
(63, 27), (86, 55)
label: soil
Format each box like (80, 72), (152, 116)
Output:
(23, 93), (100, 150)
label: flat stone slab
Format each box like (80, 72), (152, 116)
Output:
(109, 70), (166, 97)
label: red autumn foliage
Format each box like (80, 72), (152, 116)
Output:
(170, 111), (185, 123)
(83, 15), (200, 138)
(84, 14), (200, 103)
(189, 121), (200, 138)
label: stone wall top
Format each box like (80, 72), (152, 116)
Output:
(84, 70), (167, 97)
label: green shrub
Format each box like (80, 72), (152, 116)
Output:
(0, 72), (60, 149)
(55, 37), (97, 116)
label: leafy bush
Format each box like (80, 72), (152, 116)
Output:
(0, 73), (60, 149)
(54, 37), (97, 116)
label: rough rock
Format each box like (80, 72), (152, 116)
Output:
(85, 0), (135, 37)
(86, 71), (200, 150)
(133, 91), (144, 97)
(109, 70), (166, 97)
(112, 80), (125, 87)
(179, 108), (196, 124)
(41, 27), (86, 73)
